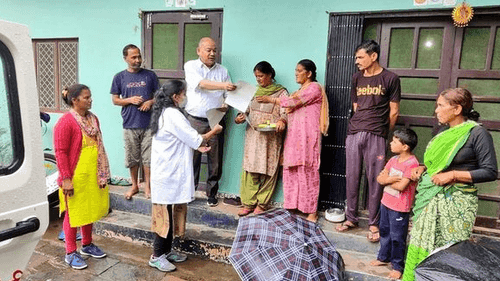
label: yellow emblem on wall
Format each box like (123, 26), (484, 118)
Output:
(452, 2), (474, 27)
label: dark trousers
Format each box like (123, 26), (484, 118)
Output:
(153, 205), (173, 257)
(187, 114), (224, 199)
(345, 131), (386, 226)
(377, 204), (409, 273)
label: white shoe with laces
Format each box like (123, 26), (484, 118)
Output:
(149, 254), (176, 272)
(166, 250), (187, 263)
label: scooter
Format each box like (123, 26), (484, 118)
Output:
(40, 112), (59, 211)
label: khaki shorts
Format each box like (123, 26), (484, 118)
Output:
(123, 128), (152, 168)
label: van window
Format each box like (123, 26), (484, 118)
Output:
(0, 40), (23, 174)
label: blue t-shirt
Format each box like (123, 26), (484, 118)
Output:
(110, 69), (159, 129)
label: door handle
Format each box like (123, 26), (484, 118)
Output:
(0, 217), (40, 242)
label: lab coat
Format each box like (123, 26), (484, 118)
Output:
(151, 107), (203, 205)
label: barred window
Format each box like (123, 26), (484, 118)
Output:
(33, 39), (78, 112)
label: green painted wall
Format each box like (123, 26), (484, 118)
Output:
(1, 0), (498, 201)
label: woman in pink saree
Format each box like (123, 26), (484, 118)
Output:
(257, 59), (329, 222)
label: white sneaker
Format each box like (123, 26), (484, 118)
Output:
(166, 251), (187, 263)
(149, 254), (176, 272)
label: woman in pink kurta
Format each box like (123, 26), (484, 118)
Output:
(257, 59), (329, 222)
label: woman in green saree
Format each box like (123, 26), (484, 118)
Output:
(402, 88), (497, 281)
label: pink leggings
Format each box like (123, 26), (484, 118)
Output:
(63, 211), (92, 254)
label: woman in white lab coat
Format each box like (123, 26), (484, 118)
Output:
(148, 80), (222, 272)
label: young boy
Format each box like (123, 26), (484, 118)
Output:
(370, 128), (419, 280)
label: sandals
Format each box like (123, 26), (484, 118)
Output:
(336, 221), (358, 232)
(109, 176), (132, 186)
(253, 206), (266, 215)
(367, 228), (380, 243)
(238, 208), (254, 217)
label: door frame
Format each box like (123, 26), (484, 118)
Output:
(141, 9), (223, 79)
(325, 7), (500, 234)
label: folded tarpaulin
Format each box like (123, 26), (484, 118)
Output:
(415, 237), (500, 281)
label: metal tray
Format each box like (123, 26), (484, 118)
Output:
(256, 126), (276, 132)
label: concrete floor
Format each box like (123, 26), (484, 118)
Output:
(20, 186), (393, 281)
(21, 217), (241, 281)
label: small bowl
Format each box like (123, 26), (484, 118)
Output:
(325, 208), (345, 223)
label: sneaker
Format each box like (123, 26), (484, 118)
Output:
(65, 251), (88, 270)
(149, 254), (176, 272)
(207, 197), (219, 207)
(80, 243), (106, 258)
(222, 197), (242, 206)
(166, 251), (187, 263)
(58, 230), (82, 241)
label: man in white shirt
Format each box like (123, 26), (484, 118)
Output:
(184, 37), (236, 207)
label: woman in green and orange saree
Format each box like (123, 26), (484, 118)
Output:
(402, 88), (497, 281)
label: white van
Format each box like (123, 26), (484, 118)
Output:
(0, 20), (49, 280)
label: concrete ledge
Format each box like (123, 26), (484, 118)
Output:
(108, 185), (380, 255)
(94, 210), (153, 245)
(109, 185), (242, 229)
(105, 185), (391, 279)
(95, 209), (391, 280)
(94, 210), (235, 263)
(105, 184), (499, 280)
(110, 191), (152, 216)
(94, 213), (391, 280)
(318, 218), (380, 255)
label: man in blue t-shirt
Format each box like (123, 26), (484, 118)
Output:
(111, 44), (159, 200)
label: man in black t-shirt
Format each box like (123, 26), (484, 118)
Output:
(336, 40), (401, 243)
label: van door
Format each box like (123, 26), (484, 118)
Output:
(0, 20), (48, 281)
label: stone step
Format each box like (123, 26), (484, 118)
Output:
(95, 209), (391, 280)
(109, 185), (379, 255)
(94, 210), (234, 262)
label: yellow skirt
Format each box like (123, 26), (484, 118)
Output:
(59, 133), (109, 227)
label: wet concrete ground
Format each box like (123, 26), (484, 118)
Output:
(20, 185), (393, 280)
(21, 217), (241, 281)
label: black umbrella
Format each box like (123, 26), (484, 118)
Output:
(415, 237), (500, 281)
(228, 208), (345, 281)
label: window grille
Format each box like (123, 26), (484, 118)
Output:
(36, 42), (56, 109)
(33, 39), (78, 112)
(58, 41), (78, 110)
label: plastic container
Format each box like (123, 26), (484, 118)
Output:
(325, 208), (345, 223)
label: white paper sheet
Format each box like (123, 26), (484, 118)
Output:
(225, 80), (256, 113)
(206, 108), (226, 129)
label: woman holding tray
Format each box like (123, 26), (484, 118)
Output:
(235, 61), (288, 216)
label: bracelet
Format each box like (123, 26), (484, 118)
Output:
(452, 171), (456, 181)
